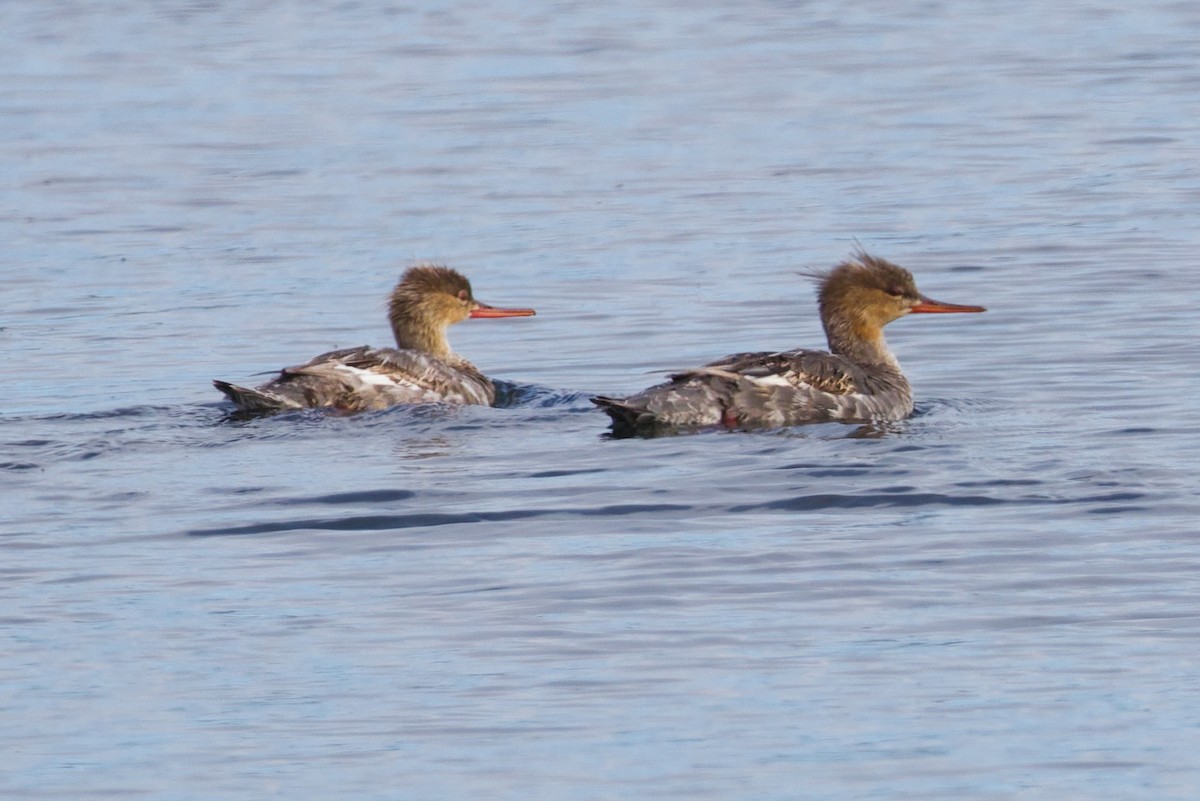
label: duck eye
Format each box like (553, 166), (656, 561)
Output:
(457, 290), (470, 302)
(886, 285), (906, 298)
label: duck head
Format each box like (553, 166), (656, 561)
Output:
(816, 251), (985, 365)
(388, 265), (535, 357)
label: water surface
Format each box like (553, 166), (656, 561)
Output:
(4, 2), (1200, 799)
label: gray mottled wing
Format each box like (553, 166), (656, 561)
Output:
(631, 348), (910, 427)
(264, 346), (494, 410)
(697, 349), (874, 395)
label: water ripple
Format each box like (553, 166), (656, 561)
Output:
(186, 502), (694, 536)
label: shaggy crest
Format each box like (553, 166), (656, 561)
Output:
(392, 264), (474, 303)
(388, 264), (477, 356)
(817, 251), (919, 310)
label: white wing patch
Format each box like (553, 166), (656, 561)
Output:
(748, 374), (793, 388)
(334, 364), (404, 387)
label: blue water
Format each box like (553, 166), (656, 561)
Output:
(4, 2), (1200, 798)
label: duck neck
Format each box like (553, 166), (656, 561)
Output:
(823, 315), (901, 373)
(389, 310), (452, 358)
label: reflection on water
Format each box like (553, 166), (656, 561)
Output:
(392, 433), (457, 462)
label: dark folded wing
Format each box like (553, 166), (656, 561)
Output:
(698, 349), (871, 395)
(276, 346), (494, 407)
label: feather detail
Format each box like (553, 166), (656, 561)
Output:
(214, 265), (533, 415)
(591, 251), (984, 434)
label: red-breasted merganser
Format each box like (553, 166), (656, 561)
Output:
(214, 265), (535, 413)
(592, 251), (985, 433)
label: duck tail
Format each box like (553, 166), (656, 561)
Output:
(591, 395), (657, 432)
(213, 380), (295, 413)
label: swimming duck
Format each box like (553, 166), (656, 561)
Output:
(214, 265), (535, 413)
(592, 251), (984, 433)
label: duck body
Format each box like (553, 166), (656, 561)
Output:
(593, 251), (984, 434)
(215, 265), (534, 415)
(593, 348), (911, 430)
(213, 345), (496, 413)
